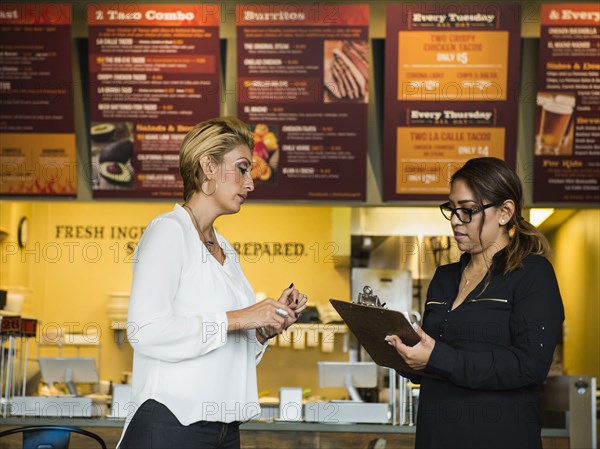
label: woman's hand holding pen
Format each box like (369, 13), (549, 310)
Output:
(260, 284), (308, 338)
(258, 283), (309, 342)
(227, 298), (294, 336)
(384, 326), (436, 371)
(278, 283), (309, 328)
(227, 283), (309, 343)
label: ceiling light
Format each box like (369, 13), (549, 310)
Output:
(529, 208), (554, 227)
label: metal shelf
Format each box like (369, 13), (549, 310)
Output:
(37, 336), (102, 376)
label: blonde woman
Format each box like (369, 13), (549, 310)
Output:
(118, 117), (307, 449)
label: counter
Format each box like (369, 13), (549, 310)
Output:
(0, 417), (569, 449)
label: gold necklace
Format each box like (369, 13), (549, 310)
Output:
(460, 262), (486, 294)
(183, 204), (215, 250)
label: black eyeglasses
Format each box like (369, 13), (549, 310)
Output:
(439, 202), (497, 224)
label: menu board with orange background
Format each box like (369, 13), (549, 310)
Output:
(383, 3), (521, 200)
(237, 4), (369, 200)
(88, 4), (220, 198)
(0, 3), (76, 196)
(534, 3), (600, 203)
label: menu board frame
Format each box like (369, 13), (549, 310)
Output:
(533, 3), (600, 204)
(382, 3), (522, 202)
(0, 3), (77, 196)
(87, 3), (221, 199)
(237, 3), (369, 201)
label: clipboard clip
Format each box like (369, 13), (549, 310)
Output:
(355, 286), (386, 308)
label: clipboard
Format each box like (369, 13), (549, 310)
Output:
(330, 299), (425, 377)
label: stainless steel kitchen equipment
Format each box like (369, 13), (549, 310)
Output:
(1, 316), (37, 418)
(540, 375), (597, 449)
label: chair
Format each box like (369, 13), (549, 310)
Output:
(0, 425), (107, 449)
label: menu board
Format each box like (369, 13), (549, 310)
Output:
(237, 4), (369, 201)
(88, 4), (220, 198)
(0, 3), (76, 196)
(534, 3), (600, 203)
(383, 4), (521, 201)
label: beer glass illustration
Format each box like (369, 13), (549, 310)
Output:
(539, 100), (573, 155)
(554, 94), (576, 151)
(535, 92), (553, 137)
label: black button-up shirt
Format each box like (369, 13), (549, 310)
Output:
(414, 250), (564, 449)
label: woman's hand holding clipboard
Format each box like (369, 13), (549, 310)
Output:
(330, 299), (434, 378)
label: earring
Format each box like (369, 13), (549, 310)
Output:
(201, 178), (217, 196)
(500, 219), (505, 225)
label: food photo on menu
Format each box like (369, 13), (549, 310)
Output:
(89, 122), (135, 190)
(250, 123), (280, 185)
(323, 40), (369, 103)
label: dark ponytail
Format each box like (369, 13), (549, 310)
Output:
(504, 214), (550, 272)
(451, 157), (550, 273)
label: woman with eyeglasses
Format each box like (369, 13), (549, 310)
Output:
(386, 157), (564, 449)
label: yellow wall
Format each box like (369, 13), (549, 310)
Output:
(549, 209), (600, 379)
(1, 200), (351, 396)
(1, 201), (32, 291)
(3, 203), (600, 395)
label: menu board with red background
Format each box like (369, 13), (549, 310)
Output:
(0, 3), (76, 196)
(237, 4), (369, 201)
(88, 4), (220, 198)
(534, 3), (600, 203)
(383, 4), (521, 201)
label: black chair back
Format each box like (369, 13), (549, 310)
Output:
(0, 425), (107, 449)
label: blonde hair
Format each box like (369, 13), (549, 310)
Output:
(179, 117), (254, 201)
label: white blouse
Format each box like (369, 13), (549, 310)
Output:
(120, 204), (268, 437)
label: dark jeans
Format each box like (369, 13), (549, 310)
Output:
(119, 399), (241, 449)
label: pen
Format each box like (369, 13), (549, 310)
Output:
(288, 282), (296, 305)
